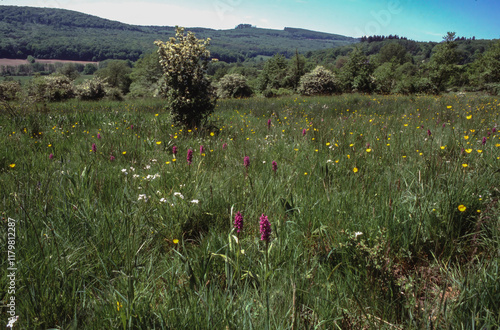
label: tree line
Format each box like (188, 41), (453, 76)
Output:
(1, 32), (499, 103)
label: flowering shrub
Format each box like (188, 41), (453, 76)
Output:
(216, 73), (253, 99)
(28, 74), (74, 102)
(75, 76), (108, 101)
(0, 80), (21, 101)
(298, 65), (339, 96)
(155, 26), (216, 128)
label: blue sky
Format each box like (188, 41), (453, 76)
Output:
(3, 0), (500, 41)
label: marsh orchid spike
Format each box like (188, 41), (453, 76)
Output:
(234, 211), (243, 233)
(259, 214), (271, 242)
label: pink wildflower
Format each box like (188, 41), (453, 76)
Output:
(234, 211), (243, 233)
(259, 214), (271, 242)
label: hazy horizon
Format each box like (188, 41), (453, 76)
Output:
(2, 0), (500, 42)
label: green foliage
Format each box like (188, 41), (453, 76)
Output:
(468, 41), (500, 90)
(128, 51), (163, 98)
(0, 80), (21, 100)
(155, 27), (216, 128)
(288, 50), (308, 90)
(28, 74), (74, 101)
(82, 63), (98, 75)
(426, 35), (461, 92)
(298, 65), (338, 95)
(57, 63), (80, 80)
(75, 76), (108, 100)
(104, 87), (124, 101)
(95, 60), (132, 94)
(377, 42), (412, 65)
(258, 54), (290, 95)
(338, 47), (375, 93)
(216, 73), (253, 99)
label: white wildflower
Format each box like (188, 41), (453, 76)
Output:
(7, 316), (18, 328)
(174, 192), (184, 199)
(190, 199), (199, 204)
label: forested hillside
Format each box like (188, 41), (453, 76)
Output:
(0, 6), (358, 62)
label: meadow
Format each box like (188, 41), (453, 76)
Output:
(1, 94), (499, 329)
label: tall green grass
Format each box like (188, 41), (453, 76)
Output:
(1, 94), (499, 328)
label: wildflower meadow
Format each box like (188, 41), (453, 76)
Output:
(1, 94), (499, 328)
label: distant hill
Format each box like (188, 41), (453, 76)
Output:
(0, 5), (359, 62)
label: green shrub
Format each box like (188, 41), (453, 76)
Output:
(28, 74), (74, 102)
(104, 87), (124, 101)
(298, 65), (338, 96)
(75, 77), (108, 100)
(216, 73), (253, 98)
(0, 80), (22, 101)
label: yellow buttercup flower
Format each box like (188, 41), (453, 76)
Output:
(353, 167), (358, 173)
(458, 205), (466, 212)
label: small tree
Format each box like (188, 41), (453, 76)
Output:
(58, 63), (80, 80)
(95, 60), (132, 94)
(217, 73), (253, 98)
(129, 51), (163, 98)
(258, 53), (290, 96)
(298, 66), (338, 96)
(338, 47), (374, 93)
(82, 63), (98, 75)
(426, 32), (461, 92)
(155, 27), (216, 128)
